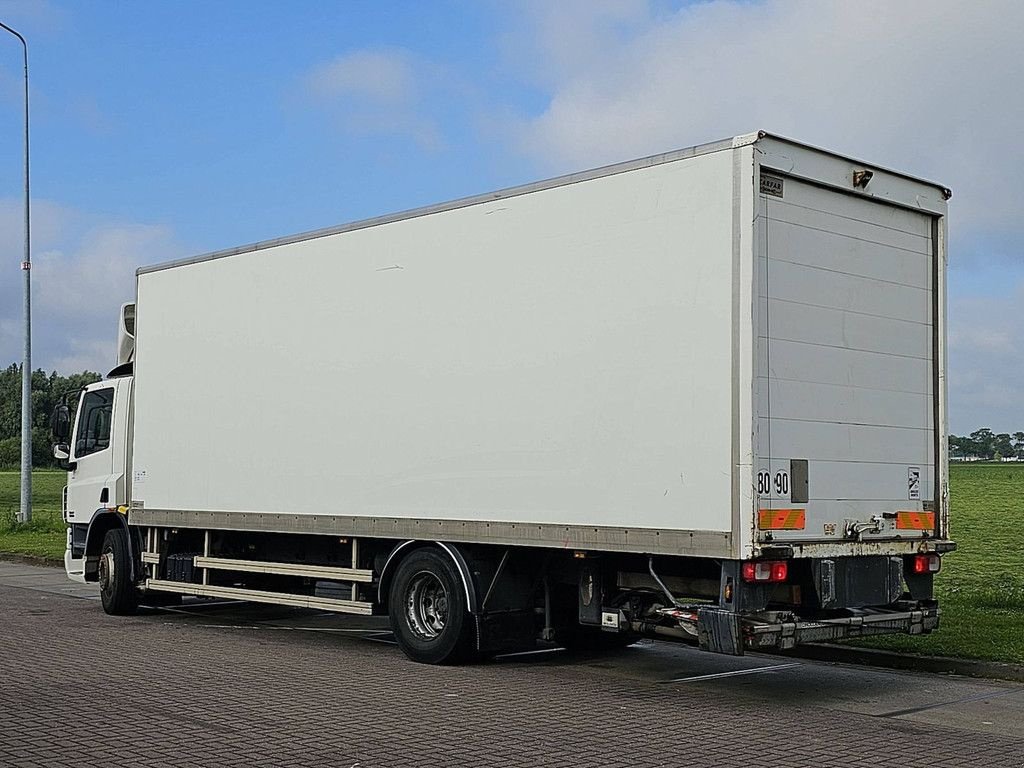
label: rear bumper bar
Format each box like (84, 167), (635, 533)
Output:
(742, 606), (939, 651)
(639, 603), (939, 655)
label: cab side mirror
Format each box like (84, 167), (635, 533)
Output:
(53, 444), (70, 461)
(51, 404), (71, 442)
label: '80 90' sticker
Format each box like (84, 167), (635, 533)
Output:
(757, 469), (789, 497)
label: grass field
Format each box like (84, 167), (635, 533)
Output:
(1, 465), (1022, 663)
(0, 470), (67, 560)
(855, 463), (1024, 663)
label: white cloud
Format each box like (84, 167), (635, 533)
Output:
(501, 0), (1024, 251)
(49, 338), (115, 377)
(0, 198), (183, 374)
(496, 0), (652, 90)
(308, 49), (416, 105)
(303, 47), (442, 149)
(948, 279), (1024, 433)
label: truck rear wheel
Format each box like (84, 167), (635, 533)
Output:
(99, 527), (139, 616)
(388, 548), (477, 665)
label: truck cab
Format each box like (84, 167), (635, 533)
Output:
(53, 304), (135, 585)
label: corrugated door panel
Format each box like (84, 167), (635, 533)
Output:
(763, 258), (930, 323)
(758, 300), (932, 359)
(756, 175), (935, 542)
(758, 338), (932, 394)
(758, 379), (933, 431)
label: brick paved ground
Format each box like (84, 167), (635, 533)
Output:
(1, 578), (1023, 768)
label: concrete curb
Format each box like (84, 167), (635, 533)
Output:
(780, 642), (1024, 683)
(0, 552), (63, 568)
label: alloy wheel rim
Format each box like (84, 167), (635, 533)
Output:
(405, 571), (449, 640)
(99, 551), (115, 592)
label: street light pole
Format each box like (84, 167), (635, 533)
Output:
(0, 21), (32, 524)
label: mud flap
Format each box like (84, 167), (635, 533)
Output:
(697, 608), (744, 655)
(478, 609), (537, 654)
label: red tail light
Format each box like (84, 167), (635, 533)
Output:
(741, 560), (788, 583)
(910, 554), (941, 575)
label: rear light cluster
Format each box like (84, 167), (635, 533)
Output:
(741, 560), (788, 583)
(910, 553), (942, 575)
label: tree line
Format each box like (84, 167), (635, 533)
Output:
(948, 429), (1024, 461)
(0, 364), (100, 469)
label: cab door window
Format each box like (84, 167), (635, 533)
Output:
(74, 388), (114, 458)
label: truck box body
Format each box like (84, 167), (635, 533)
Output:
(128, 132), (949, 561)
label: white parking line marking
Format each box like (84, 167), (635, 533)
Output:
(496, 648), (565, 660)
(873, 687), (1024, 718)
(157, 600), (245, 614)
(361, 633), (398, 645)
(176, 622), (384, 634)
(267, 626), (384, 634)
(660, 662), (802, 684)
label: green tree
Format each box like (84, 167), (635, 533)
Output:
(994, 433), (1015, 461)
(948, 434), (971, 458)
(969, 428), (996, 460)
(0, 364), (101, 469)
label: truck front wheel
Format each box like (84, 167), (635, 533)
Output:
(99, 527), (139, 616)
(388, 548), (477, 664)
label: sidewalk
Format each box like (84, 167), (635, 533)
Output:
(0, 560), (98, 600)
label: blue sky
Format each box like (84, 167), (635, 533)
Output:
(0, 0), (1021, 435)
(0, 2), (547, 243)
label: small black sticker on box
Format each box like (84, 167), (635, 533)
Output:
(760, 175), (784, 198)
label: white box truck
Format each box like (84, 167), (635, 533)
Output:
(51, 131), (954, 663)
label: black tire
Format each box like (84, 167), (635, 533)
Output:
(388, 548), (477, 665)
(99, 527), (140, 616)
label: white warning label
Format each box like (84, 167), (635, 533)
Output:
(908, 467), (921, 500)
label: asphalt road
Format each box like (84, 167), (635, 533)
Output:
(2, 561), (1024, 768)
